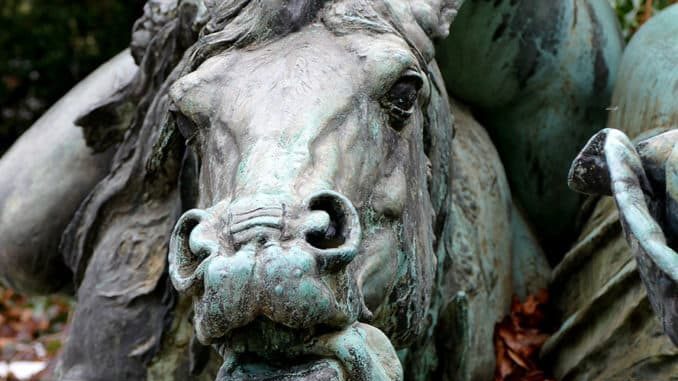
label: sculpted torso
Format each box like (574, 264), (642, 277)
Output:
(0, 0), (676, 380)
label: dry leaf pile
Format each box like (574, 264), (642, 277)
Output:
(494, 289), (556, 381)
(0, 288), (71, 380)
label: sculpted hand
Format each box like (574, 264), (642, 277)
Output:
(304, 323), (404, 381)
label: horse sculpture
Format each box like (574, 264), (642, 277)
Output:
(0, 0), (674, 380)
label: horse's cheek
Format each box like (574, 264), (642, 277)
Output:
(371, 167), (408, 219)
(358, 229), (400, 312)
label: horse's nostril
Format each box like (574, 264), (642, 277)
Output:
(169, 209), (215, 293)
(305, 195), (349, 249)
(302, 191), (362, 273)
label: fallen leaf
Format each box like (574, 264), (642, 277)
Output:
(494, 289), (556, 381)
(0, 287), (72, 379)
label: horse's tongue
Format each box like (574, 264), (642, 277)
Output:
(216, 358), (345, 381)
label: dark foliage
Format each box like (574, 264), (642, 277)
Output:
(0, 0), (144, 153)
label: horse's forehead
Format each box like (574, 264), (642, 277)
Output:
(172, 26), (420, 116)
(232, 30), (358, 84)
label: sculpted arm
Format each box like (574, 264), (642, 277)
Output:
(0, 51), (137, 294)
(569, 128), (678, 345)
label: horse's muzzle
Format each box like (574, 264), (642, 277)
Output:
(226, 190), (362, 272)
(168, 190), (363, 342)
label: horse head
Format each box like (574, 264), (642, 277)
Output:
(153, 0), (459, 378)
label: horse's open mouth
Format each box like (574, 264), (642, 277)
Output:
(213, 319), (402, 380)
(214, 318), (336, 358)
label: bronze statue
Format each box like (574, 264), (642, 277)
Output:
(0, 0), (675, 380)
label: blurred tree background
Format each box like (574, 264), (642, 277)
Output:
(0, 0), (144, 154)
(609, 0), (678, 38)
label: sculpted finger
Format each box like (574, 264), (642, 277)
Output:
(568, 129), (614, 196)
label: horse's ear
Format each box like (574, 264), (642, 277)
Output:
(75, 85), (136, 153)
(410, 0), (463, 40)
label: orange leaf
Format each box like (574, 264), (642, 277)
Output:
(494, 289), (557, 381)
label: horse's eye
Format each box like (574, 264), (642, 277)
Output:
(383, 74), (423, 129)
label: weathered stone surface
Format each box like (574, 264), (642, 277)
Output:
(607, 4), (678, 139)
(544, 197), (678, 380)
(0, 50), (135, 294)
(423, 99), (550, 381)
(510, 201), (551, 301)
(426, 98), (514, 381)
(437, 0), (624, 256)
